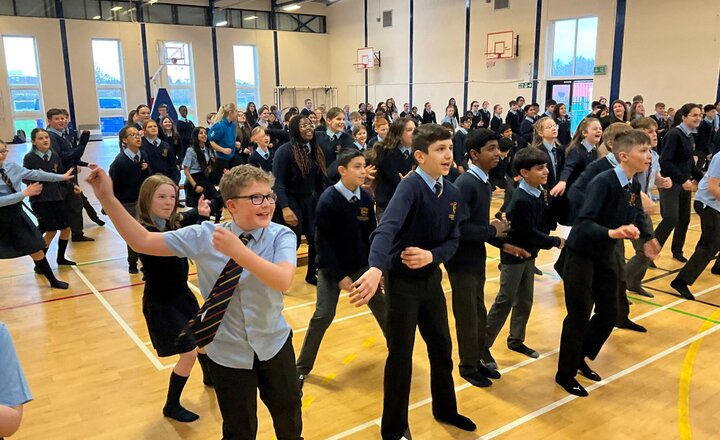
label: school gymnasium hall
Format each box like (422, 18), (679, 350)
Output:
(1, 0), (720, 439)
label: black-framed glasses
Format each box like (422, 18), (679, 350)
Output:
(229, 193), (278, 205)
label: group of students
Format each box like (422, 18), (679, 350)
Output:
(3, 91), (720, 439)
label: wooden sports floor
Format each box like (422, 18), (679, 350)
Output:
(2, 140), (720, 439)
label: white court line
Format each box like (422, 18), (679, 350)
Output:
(71, 265), (166, 370)
(477, 322), (720, 439)
(326, 281), (720, 439)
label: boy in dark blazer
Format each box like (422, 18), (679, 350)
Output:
(556, 130), (660, 397)
(353, 124), (476, 439)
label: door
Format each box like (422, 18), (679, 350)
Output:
(546, 79), (593, 135)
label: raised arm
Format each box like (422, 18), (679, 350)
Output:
(86, 168), (172, 256)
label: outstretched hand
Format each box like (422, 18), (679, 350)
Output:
(85, 167), (114, 201)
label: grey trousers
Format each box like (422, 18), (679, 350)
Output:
(485, 259), (535, 349)
(448, 270), (487, 375)
(296, 267), (386, 375)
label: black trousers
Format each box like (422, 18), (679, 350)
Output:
(448, 270), (487, 375)
(655, 184), (691, 255)
(209, 335), (303, 440)
(65, 189), (84, 237)
(613, 241), (630, 324)
(381, 267), (457, 440)
(677, 201), (720, 285)
(557, 249), (618, 377)
(122, 203), (138, 266)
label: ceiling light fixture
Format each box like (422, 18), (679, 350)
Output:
(244, 15), (259, 20)
(110, 6), (123, 12)
(282, 4), (301, 11)
(216, 21), (228, 26)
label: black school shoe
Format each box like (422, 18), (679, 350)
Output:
(72, 235), (94, 242)
(555, 373), (588, 397)
(508, 343), (539, 358)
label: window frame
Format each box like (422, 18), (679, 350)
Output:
(91, 38), (128, 136)
(2, 35), (45, 133)
(233, 45), (260, 109)
(163, 41), (197, 122)
(547, 16), (598, 79)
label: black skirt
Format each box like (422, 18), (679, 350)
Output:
(0, 203), (46, 259)
(31, 200), (68, 231)
(142, 290), (200, 357)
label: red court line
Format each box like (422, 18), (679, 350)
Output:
(0, 272), (198, 312)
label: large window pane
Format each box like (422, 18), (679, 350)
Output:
(92, 40), (122, 84)
(3, 36), (44, 132)
(100, 117), (126, 136)
(97, 89), (123, 109)
(92, 39), (126, 136)
(167, 65), (191, 86)
(14, 119), (43, 134)
(10, 89), (41, 112)
(234, 45), (259, 108)
(551, 19), (576, 77)
(575, 17), (598, 76)
(143, 4), (173, 24)
(176, 5), (207, 26)
(3, 37), (40, 85)
(15, 0), (56, 18)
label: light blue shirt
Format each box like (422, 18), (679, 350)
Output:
(353, 141), (366, 151)
(614, 165), (631, 188)
(46, 126), (63, 137)
(606, 152), (619, 167)
(33, 149), (52, 160)
(638, 149), (660, 194)
(398, 145), (410, 156)
(333, 180), (361, 202)
(581, 140), (595, 153)
(123, 148), (141, 163)
(145, 136), (160, 146)
(181, 147), (210, 174)
(519, 179), (542, 198)
(164, 221), (297, 369)
(678, 123), (697, 137)
(543, 142), (558, 172)
(414, 165), (443, 194)
(0, 323), (32, 407)
(0, 161), (66, 207)
(326, 128), (343, 140)
(468, 164), (489, 183)
(695, 153), (720, 212)
(441, 116), (458, 129)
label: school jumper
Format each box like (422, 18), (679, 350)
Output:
(369, 169), (471, 439)
(296, 182), (386, 376)
(656, 124), (704, 258)
(557, 167), (653, 382)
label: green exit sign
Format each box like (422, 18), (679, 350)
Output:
(594, 65), (607, 75)
(518, 82), (532, 89)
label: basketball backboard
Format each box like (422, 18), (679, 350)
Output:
(355, 47), (381, 70)
(486, 31), (514, 60)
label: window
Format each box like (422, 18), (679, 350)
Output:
(2, 36), (44, 133)
(213, 9), (270, 30)
(92, 39), (126, 136)
(0, 0), (56, 18)
(275, 13), (326, 33)
(141, 3), (208, 26)
(549, 17), (598, 77)
(164, 42), (197, 121)
(62, 0), (136, 22)
(233, 45), (259, 109)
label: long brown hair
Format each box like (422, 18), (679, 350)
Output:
(289, 115), (327, 177)
(136, 175), (180, 230)
(566, 117), (600, 154)
(368, 117), (414, 164)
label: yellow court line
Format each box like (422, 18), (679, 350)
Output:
(677, 308), (720, 439)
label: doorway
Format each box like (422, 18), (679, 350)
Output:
(546, 79), (593, 135)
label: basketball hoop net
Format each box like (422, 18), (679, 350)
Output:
(354, 63), (368, 71)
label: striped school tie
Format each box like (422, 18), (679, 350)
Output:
(0, 168), (16, 193)
(180, 233), (252, 348)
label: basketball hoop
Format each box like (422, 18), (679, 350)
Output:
(354, 63), (368, 71)
(486, 60), (497, 68)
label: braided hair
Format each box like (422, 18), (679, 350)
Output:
(288, 115), (327, 177)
